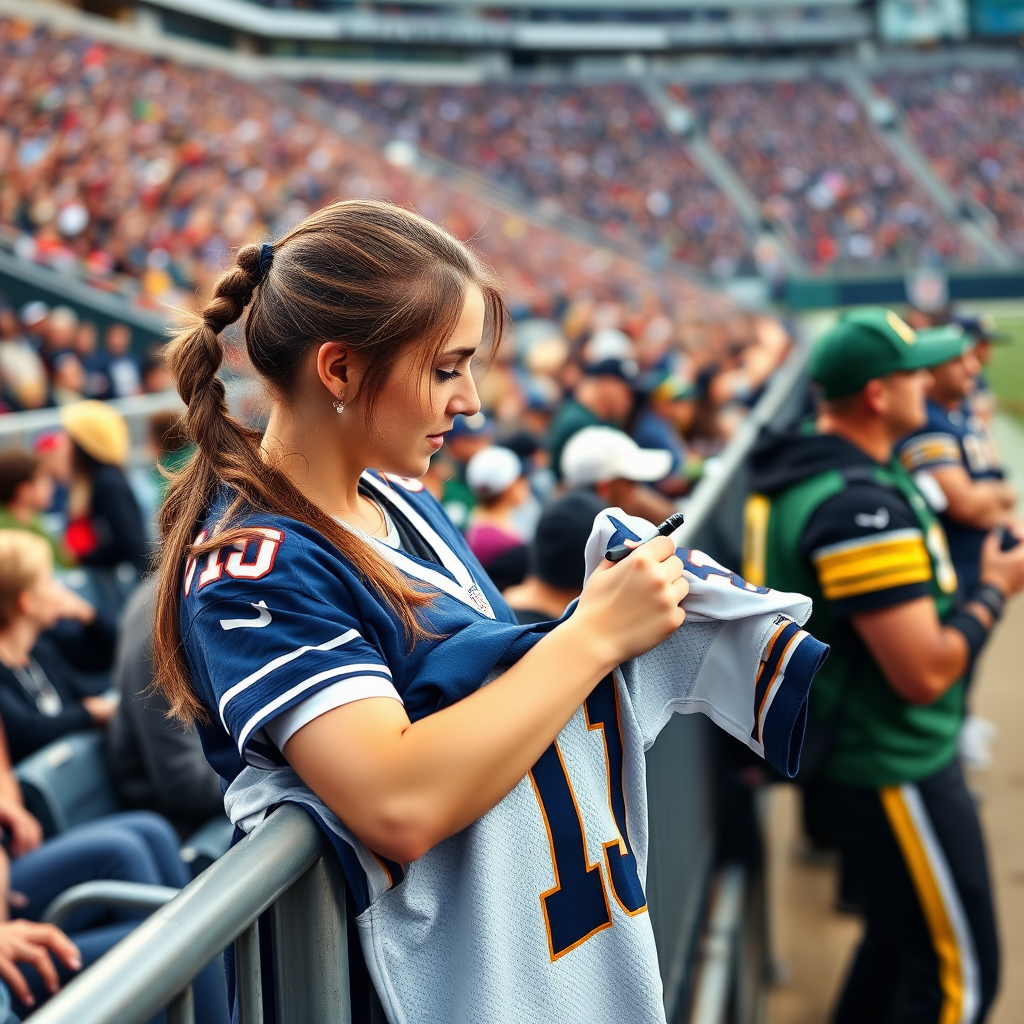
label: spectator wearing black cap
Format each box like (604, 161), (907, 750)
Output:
(547, 345), (639, 481)
(504, 490), (608, 625)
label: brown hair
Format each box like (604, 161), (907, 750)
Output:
(0, 449), (42, 507)
(0, 529), (51, 629)
(154, 200), (508, 721)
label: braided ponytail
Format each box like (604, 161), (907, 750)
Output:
(153, 202), (507, 722)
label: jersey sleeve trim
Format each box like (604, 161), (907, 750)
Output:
(263, 677), (404, 751)
(899, 433), (962, 472)
(811, 528), (932, 601)
(217, 628), (362, 728)
(236, 662), (395, 757)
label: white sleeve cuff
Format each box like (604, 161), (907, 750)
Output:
(264, 677), (404, 750)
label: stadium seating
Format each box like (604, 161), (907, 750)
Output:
(875, 67), (1024, 259)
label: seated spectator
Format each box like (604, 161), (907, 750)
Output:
(48, 353), (85, 407)
(439, 412), (494, 531)
(0, 530), (118, 762)
(0, 450), (68, 566)
(464, 447), (531, 592)
(139, 347), (171, 395)
(630, 373), (696, 497)
(107, 578), (224, 838)
(560, 425), (675, 522)
(61, 402), (148, 578)
(547, 351), (638, 479)
(0, 718), (227, 1022)
(0, 308), (47, 412)
(41, 308), (77, 374)
(75, 322), (112, 401)
(105, 324), (141, 399)
(504, 489), (607, 624)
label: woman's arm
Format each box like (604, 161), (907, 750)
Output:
(285, 536), (687, 863)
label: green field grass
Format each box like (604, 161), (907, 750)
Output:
(986, 316), (1024, 413)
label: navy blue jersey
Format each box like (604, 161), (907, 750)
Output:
(897, 399), (1003, 595)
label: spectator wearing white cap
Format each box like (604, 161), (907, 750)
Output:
(560, 426), (676, 522)
(464, 446), (531, 592)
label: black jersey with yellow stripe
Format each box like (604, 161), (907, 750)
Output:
(744, 427), (962, 787)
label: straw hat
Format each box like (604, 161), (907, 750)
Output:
(60, 401), (130, 467)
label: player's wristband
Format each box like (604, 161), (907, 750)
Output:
(969, 583), (1006, 622)
(945, 608), (991, 667)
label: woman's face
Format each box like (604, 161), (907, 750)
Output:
(358, 285), (486, 480)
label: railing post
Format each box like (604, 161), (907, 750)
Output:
(167, 985), (195, 1024)
(272, 853), (351, 1024)
(236, 919), (264, 1024)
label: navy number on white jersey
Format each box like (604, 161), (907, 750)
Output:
(529, 674), (647, 960)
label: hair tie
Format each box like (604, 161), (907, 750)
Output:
(257, 242), (274, 282)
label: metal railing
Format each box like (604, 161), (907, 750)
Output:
(27, 340), (811, 1024)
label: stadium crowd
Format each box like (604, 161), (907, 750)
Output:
(875, 67), (1024, 259)
(0, 300), (164, 413)
(314, 80), (754, 277)
(675, 78), (972, 269)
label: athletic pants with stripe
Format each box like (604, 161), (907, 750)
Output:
(824, 759), (998, 1024)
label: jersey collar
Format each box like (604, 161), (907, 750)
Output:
(360, 472), (495, 619)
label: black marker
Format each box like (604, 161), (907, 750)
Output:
(605, 511), (686, 563)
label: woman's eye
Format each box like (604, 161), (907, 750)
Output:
(435, 368), (461, 382)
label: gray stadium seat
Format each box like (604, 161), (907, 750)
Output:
(15, 731), (121, 837)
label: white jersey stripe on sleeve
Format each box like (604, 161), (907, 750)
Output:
(236, 664), (398, 755)
(218, 629), (365, 727)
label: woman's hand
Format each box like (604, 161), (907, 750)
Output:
(573, 535), (688, 667)
(0, 920), (81, 1007)
(0, 798), (43, 857)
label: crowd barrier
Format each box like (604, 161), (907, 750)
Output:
(23, 339), (811, 1024)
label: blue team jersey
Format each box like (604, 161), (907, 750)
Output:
(897, 399), (1003, 595)
(181, 471), (822, 1023)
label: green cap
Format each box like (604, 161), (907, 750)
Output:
(809, 308), (970, 399)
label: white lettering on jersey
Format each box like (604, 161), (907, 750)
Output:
(854, 507), (890, 530)
(224, 528), (285, 580)
(192, 528), (286, 592)
(220, 600), (273, 631)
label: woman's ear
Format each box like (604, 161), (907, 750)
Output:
(316, 342), (353, 397)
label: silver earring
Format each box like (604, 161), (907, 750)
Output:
(333, 394), (345, 414)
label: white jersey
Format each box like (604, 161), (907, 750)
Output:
(183, 480), (826, 1024)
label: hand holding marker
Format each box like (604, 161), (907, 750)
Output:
(604, 512), (686, 563)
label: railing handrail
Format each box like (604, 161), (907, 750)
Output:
(28, 805), (324, 1024)
(0, 391), (184, 440)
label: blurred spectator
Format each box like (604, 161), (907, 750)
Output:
(548, 352), (638, 480)
(439, 412), (494, 530)
(75, 322), (112, 401)
(32, 433), (71, 519)
(105, 324), (141, 398)
(0, 449), (67, 566)
(107, 577), (223, 837)
(0, 309), (47, 412)
(42, 308), (77, 372)
(0, 530), (117, 762)
(139, 347), (170, 395)
(561, 426), (675, 521)
(0, 716), (227, 1022)
(17, 304), (47, 352)
(505, 489), (607, 624)
(49, 353), (85, 407)
(130, 411), (192, 540)
(61, 402), (147, 577)
(630, 373), (696, 496)
(464, 446), (530, 591)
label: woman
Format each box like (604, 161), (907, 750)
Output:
(154, 200), (691, 1022)
(0, 531), (118, 762)
(61, 401), (148, 579)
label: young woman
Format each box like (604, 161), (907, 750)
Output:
(154, 200), (694, 1023)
